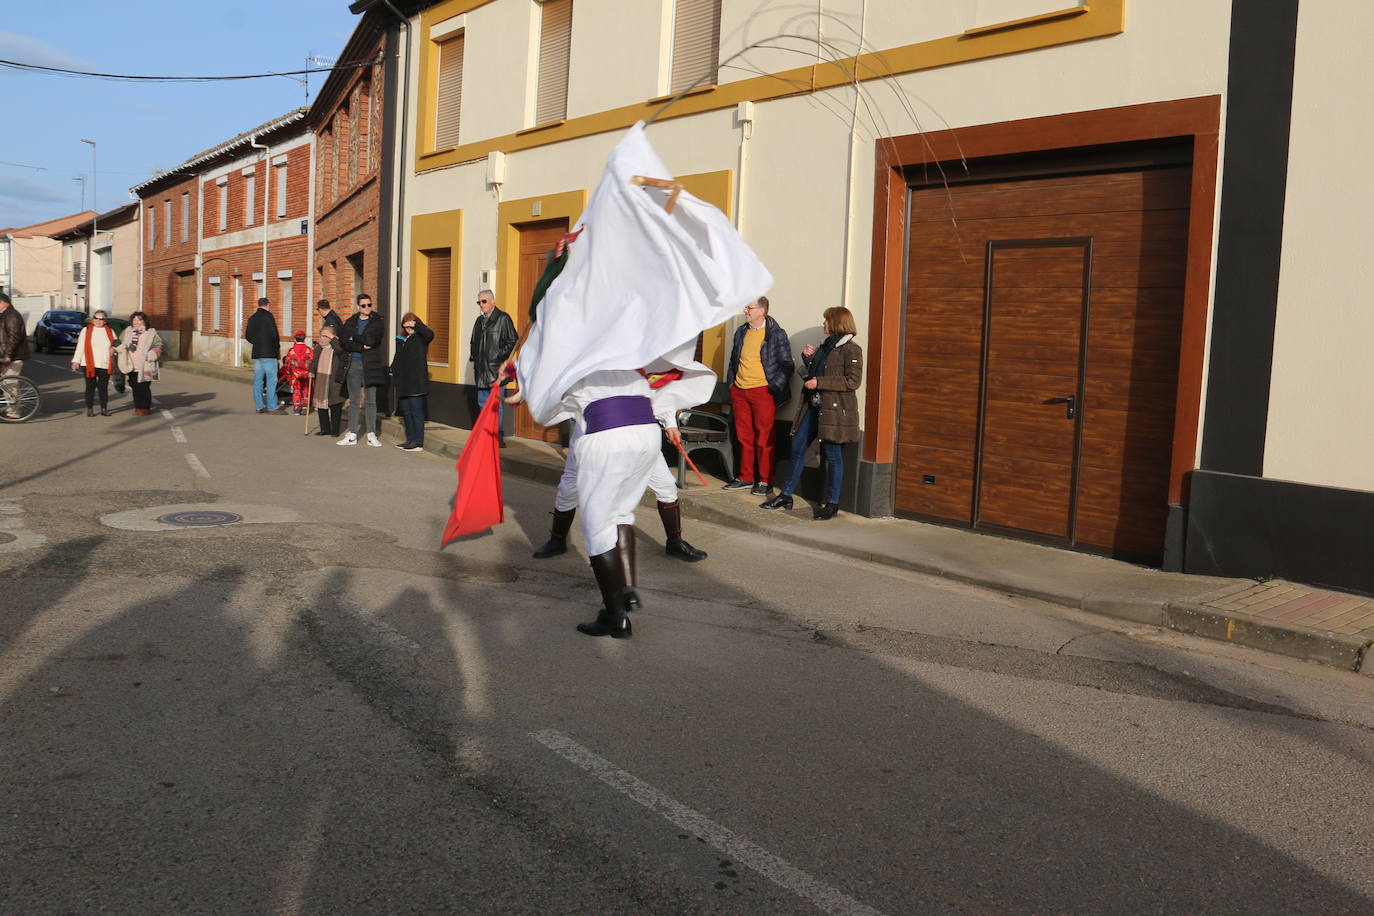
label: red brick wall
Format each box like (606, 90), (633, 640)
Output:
(139, 173), (199, 329)
(200, 236), (311, 339)
(203, 138), (311, 241)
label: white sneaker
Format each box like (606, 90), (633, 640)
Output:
(336, 432), (357, 446)
(366, 433), (382, 447)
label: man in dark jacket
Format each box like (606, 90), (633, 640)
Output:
(315, 298), (344, 336)
(243, 297), (284, 414)
(0, 292), (32, 420)
(337, 293), (387, 446)
(722, 296), (793, 495)
(469, 289), (517, 444)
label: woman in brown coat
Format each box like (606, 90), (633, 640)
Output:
(761, 306), (864, 520)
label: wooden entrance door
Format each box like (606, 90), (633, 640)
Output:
(896, 164), (1191, 559)
(174, 271), (196, 359)
(513, 219), (569, 442)
(975, 241), (1089, 539)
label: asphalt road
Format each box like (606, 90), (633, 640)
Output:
(3, 354), (1373, 914)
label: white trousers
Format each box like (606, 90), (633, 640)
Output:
(572, 423), (662, 556)
(555, 426), (678, 513)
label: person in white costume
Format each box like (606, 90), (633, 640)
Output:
(512, 122), (771, 638)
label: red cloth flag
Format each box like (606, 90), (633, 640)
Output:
(440, 381), (505, 546)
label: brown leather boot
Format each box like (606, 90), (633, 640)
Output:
(532, 507), (575, 558)
(657, 500), (707, 562)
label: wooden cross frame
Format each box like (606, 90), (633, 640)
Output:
(631, 175), (685, 214)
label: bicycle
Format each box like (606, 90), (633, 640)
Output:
(0, 373), (41, 422)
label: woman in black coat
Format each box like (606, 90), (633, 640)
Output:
(390, 312), (433, 450)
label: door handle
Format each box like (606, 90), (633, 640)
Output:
(1044, 394), (1076, 419)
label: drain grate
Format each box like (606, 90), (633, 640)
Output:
(156, 510), (243, 528)
(0, 532), (15, 545)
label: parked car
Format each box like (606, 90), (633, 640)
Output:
(32, 310), (88, 353)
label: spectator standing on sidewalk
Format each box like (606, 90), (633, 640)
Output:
(244, 298), (284, 414)
(115, 311), (163, 416)
(722, 296), (793, 495)
(338, 293), (386, 447)
(71, 310), (116, 417)
(310, 326), (347, 437)
(315, 298), (343, 336)
(0, 292), (31, 420)
(469, 289), (517, 446)
(762, 306), (863, 521)
(390, 312), (433, 451)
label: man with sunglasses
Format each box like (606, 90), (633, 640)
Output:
(337, 293), (386, 446)
(469, 289), (517, 446)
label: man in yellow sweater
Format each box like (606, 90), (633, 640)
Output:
(722, 297), (794, 495)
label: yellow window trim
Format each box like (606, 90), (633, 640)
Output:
(409, 209), (464, 384)
(415, 0), (1124, 173)
(496, 189), (588, 340)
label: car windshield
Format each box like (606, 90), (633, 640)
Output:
(50, 311), (85, 323)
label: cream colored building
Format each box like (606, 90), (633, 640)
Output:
(53, 203), (142, 319)
(354, 0), (1371, 594)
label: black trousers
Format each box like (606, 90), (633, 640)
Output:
(129, 372), (153, 411)
(318, 404), (343, 435)
(84, 369), (110, 409)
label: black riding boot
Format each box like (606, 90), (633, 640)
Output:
(617, 524), (640, 610)
(658, 500), (707, 562)
(578, 546), (632, 638)
(533, 507), (576, 558)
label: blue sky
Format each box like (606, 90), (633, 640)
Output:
(0, 1), (361, 228)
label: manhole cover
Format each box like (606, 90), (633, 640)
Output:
(155, 510), (243, 528)
(0, 532), (15, 545)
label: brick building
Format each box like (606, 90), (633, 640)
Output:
(309, 9), (389, 328)
(131, 171), (200, 359)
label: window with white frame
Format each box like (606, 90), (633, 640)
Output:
(181, 193), (189, 242)
(535, 0), (572, 126)
(209, 278), (221, 331)
(279, 274), (293, 334)
(275, 162), (288, 218)
(217, 180), (228, 231)
(164, 199), (172, 247)
(244, 171), (256, 226)
(148, 206), (156, 250)
(670, 0), (721, 93)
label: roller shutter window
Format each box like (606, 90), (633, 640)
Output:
(424, 248), (452, 365)
(535, 0), (572, 125)
(670, 0), (721, 93)
(435, 34), (465, 149)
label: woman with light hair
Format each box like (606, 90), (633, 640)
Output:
(71, 310), (117, 417)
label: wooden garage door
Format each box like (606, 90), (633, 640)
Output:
(896, 166), (1190, 559)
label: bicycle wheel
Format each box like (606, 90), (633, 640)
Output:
(0, 376), (40, 422)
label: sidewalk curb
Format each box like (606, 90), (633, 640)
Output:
(1161, 601), (1373, 673)
(165, 360), (1374, 675)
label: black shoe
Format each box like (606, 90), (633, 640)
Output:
(577, 608), (633, 638)
(256, 408), (265, 414)
(533, 508), (575, 559)
(314, 429), (331, 436)
(721, 478), (753, 491)
(813, 503), (839, 521)
(625, 589), (641, 611)
(761, 493), (793, 510)
(666, 538), (707, 562)
(750, 481), (771, 497)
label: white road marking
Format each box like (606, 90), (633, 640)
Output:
(184, 454), (211, 478)
(531, 730), (886, 916)
(171, 426), (187, 444)
(161, 409), (175, 421)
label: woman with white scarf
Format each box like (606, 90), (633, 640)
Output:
(71, 310), (117, 417)
(116, 311), (164, 416)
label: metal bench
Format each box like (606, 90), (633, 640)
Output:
(675, 407), (733, 488)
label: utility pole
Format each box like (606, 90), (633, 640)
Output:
(80, 139), (97, 316)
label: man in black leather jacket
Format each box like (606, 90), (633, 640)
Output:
(337, 293), (387, 446)
(469, 289), (517, 443)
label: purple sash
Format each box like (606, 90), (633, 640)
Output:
(584, 395), (655, 435)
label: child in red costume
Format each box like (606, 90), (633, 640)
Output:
(281, 331), (314, 415)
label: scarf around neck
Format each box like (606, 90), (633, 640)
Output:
(806, 333), (848, 382)
(83, 325), (115, 377)
(129, 326), (155, 369)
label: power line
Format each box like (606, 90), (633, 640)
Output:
(0, 56), (377, 83)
